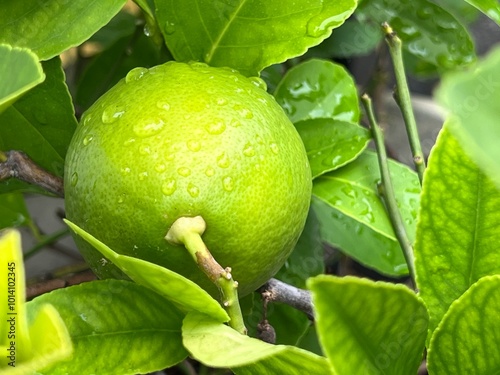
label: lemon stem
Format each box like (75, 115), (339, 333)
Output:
(166, 216), (247, 335)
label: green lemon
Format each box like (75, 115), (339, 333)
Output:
(64, 61), (311, 297)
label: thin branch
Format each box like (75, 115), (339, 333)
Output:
(24, 227), (72, 259)
(27, 268), (95, 300)
(0, 150), (64, 196)
(258, 278), (315, 321)
(361, 94), (416, 288)
(382, 22), (426, 184)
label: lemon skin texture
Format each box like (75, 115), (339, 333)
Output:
(64, 61), (312, 297)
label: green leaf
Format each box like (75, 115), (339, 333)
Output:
(358, 0), (476, 71)
(0, 230), (72, 372)
(0, 193), (31, 229)
(427, 275), (500, 374)
(0, 44), (45, 114)
(75, 30), (162, 111)
(464, 0), (500, 25)
(276, 208), (324, 288)
(183, 311), (331, 374)
(27, 279), (187, 374)
(295, 118), (370, 179)
(433, 0), (479, 24)
(312, 151), (420, 276)
(0, 57), (77, 192)
(156, 0), (356, 76)
(414, 124), (500, 342)
(0, 0), (127, 60)
(274, 59), (360, 124)
(64, 219), (229, 323)
(306, 19), (383, 59)
(308, 275), (428, 375)
(435, 46), (500, 190)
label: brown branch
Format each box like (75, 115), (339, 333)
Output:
(259, 278), (315, 321)
(0, 150), (64, 197)
(26, 269), (96, 300)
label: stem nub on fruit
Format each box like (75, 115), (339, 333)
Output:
(166, 216), (247, 335)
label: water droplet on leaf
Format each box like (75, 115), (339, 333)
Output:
(164, 21), (176, 35)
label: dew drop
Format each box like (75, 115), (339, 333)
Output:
(229, 119), (241, 127)
(138, 171), (148, 181)
(242, 143), (255, 157)
(117, 195), (125, 204)
(156, 101), (170, 111)
(205, 120), (226, 135)
(82, 113), (92, 126)
(102, 105), (126, 124)
(155, 163), (166, 173)
(122, 138), (135, 147)
(83, 135), (94, 146)
(35, 110), (47, 125)
(164, 21), (176, 35)
(205, 166), (215, 177)
(162, 179), (177, 196)
(187, 140), (201, 152)
(177, 167), (191, 177)
(120, 167), (131, 175)
(187, 183), (200, 197)
(222, 176), (234, 191)
(217, 152), (230, 168)
(248, 77), (267, 91)
(216, 97), (228, 106)
(269, 143), (279, 155)
(139, 145), (152, 155)
(190, 61), (209, 69)
(133, 119), (165, 138)
(70, 172), (78, 186)
(143, 24), (151, 37)
(125, 67), (148, 83)
(234, 104), (254, 119)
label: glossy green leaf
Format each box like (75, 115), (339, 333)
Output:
(308, 275), (428, 375)
(27, 279), (187, 374)
(0, 45), (45, 114)
(64, 219), (229, 323)
(0, 0), (127, 60)
(465, 0), (500, 25)
(414, 124), (500, 342)
(87, 11), (137, 50)
(156, 0), (356, 76)
(358, 0), (476, 71)
(436, 46), (500, 190)
(295, 118), (370, 179)
(183, 311), (331, 374)
(274, 59), (360, 124)
(0, 230), (72, 372)
(306, 19), (383, 59)
(0, 58), (77, 192)
(312, 151), (420, 276)
(75, 29), (162, 111)
(276, 208), (324, 288)
(0, 193), (31, 230)
(434, 0), (479, 24)
(428, 275), (500, 374)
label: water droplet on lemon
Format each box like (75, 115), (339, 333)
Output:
(162, 179), (177, 196)
(217, 152), (230, 168)
(187, 183), (200, 197)
(125, 67), (148, 83)
(177, 167), (191, 177)
(222, 176), (234, 191)
(133, 119), (165, 138)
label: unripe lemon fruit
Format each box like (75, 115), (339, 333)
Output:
(64, 61), (311, 297)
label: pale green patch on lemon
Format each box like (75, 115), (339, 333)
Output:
(64, 61), (312, 296)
